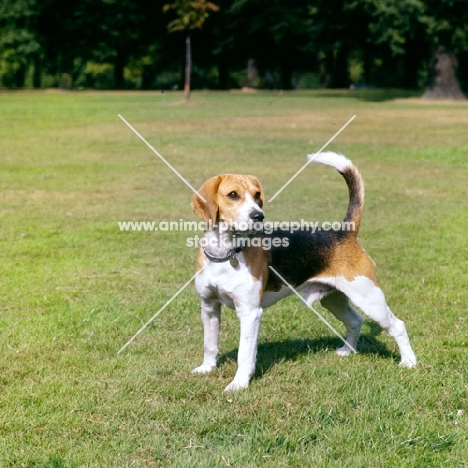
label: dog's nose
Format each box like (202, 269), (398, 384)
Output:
(250, 210), (264, 222)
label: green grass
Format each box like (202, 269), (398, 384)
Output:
(0, 89), (467, 467)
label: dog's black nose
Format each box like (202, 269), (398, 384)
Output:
(250, 211), (264, 222)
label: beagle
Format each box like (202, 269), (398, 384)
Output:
(191, 152), (417, 391)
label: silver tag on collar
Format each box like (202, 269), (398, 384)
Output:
(229, 256), (239, 268)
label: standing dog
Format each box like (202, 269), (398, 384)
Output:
(191, 152), (417, 391)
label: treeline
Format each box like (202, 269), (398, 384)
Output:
(0, 0), (467, 93)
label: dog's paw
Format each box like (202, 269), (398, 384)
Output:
(192, 364), (216, 374)
(335, 346), (353, 356)
(224, 379), (249, 392)
(336, 345), (355, 357)
(399, 357), (417, 368)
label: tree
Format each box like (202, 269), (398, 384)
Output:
(0, 0), (41, 87)
(72, 0), (146, 89)
(359, 0), (467, 96)
(163, 0), (219, 101)
(228, 0), (310, 89)
(303, 0), (378, 89)
(423, 46), (466, 100)
(421, 0), (468, 99)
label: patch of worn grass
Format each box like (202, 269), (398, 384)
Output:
(0, 89), (467, 467)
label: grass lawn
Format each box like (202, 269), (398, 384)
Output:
(0, 89), (467, 467)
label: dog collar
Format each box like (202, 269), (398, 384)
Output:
(203, 246), (245, 264)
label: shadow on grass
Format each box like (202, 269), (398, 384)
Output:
(219, 321), (397, 382)
(301, 88), (421, 102)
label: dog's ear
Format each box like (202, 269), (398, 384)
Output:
(191, 176), (222, 223)
(248, 175), (264, 208)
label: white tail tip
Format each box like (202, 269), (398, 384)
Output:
(307, 151), (353, 173)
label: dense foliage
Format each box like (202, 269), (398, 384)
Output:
(0, 0), (467, 90)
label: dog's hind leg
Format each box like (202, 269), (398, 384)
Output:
(335, 277), (417, 367)
(321, 290), (364, 356)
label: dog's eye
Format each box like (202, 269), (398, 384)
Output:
(227, 191), (239, 200)
(254, 192), (261, 201)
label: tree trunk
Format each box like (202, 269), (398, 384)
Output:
(33, 55), (42, 88)
(13, 64), (27, 88)
(319, 47), (350, 89)
(184, 32), (191, 102)
(114, 53), (125, 89)
(281, 62), (293, 90)
(319, 53), (332, 88)
(403, 46), (420, 89)
(245, 57), (259, 88)
(333, 44), (349, 88)
(218, 54), (228, 90)
(423, 46), (466, 100)
(362, 47), (373, 85)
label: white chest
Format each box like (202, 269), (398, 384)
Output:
(195, 255), (263, 310)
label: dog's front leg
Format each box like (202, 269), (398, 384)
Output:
(224, 305), (263, 392)
(192, 298), (221, 374)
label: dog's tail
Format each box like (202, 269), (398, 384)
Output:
(307, 152), (364, 235)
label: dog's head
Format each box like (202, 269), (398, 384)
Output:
(191, 174), (264, 232)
